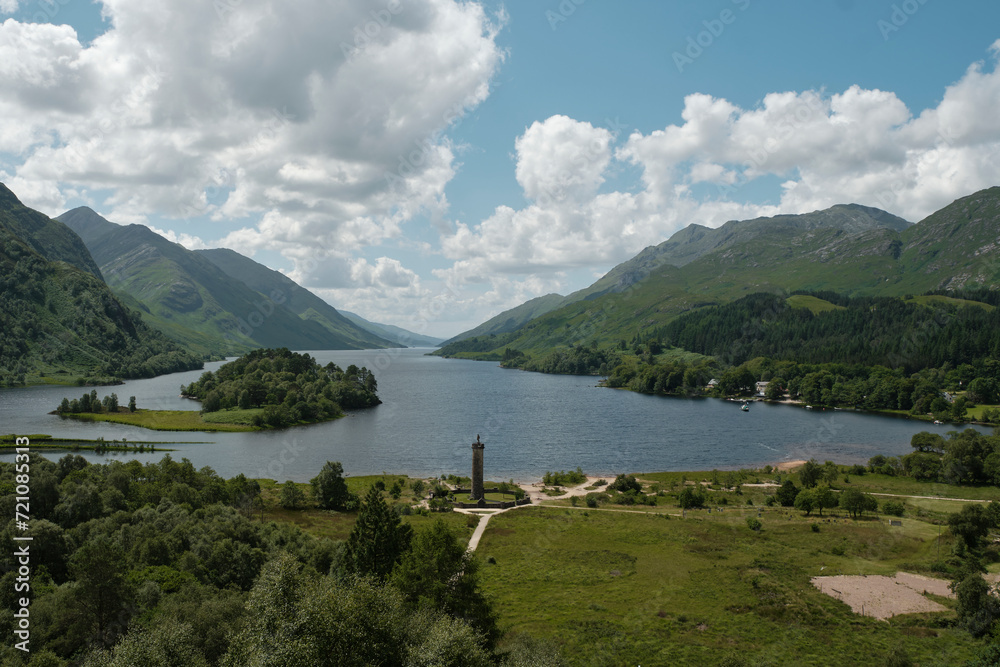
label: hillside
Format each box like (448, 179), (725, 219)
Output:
(438, 293), (567, 346)
(435, 191), (999, 362)
(195, 248), (397, 349)
(0, 184), (103, 279)
(58, 208), (389, 354)
(0, 187), (201, 384)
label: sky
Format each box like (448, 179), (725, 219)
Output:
(2, 0), (1000, 338)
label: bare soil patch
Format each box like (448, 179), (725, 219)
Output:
(811, 572), (953, 620)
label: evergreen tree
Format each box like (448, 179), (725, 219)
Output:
(340, 485), (412, 581)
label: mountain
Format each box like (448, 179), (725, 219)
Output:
(440, 203), (912, 346)
(438, 293), (566, 346)
(435, 192), (999, 361)
(338, 310), (443, 347)
(58, 207), (389, 354)
(0, 185), (201, 383)
(0, 184), (103, 279)
(195, 248), (397, 349)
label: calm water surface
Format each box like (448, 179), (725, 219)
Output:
(0, 348), (961, 482)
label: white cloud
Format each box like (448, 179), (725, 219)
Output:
(2, 0), (505, 279)
(0, 1), (20, 15)
(434, 46), (1000, 327)
(147, 226), (208, 250)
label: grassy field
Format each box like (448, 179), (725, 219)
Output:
(63, 409), (259, 432)
(786, 294), (845, 314)
(201, 408), (265, 424)
(61, 407), (348, 432)
(906, 294), (995, 311)
(252, 465), (995, 664)
(476, 506), (977, 666)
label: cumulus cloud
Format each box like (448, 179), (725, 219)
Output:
(438, 44), (1000, 317)
(2, 0), (504, 286)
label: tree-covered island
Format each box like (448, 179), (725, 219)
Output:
(57, 348), (381, 431)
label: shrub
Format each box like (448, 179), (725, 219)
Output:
(882, 501), (905, 517)
(678, 487), (705, 509)
(811, 523), (820, 533)
(746, 517), (762, 532)
(609, 474), (642, 494)
(585, 496), (599, 509)
(543, 467), (586, 486)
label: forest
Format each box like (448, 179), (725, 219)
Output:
(0, 454), (553, 666)
(656, 290), (1000, 371)
(595, 291), (1000, 423)
(0, 228), (202, 386)
(179, 348), (381, 428)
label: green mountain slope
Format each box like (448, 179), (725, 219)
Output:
(0, 188), (201, 384)
(0, 184), (103, 279)
(195, 248), (397, 349)
(435, 191), (999, 362)
(438, 293), (567, 346)
(441, 203), (911, 346)
(338, 310), (443, 347)
(57, 207), (380, 353)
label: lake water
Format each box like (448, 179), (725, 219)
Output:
(0, 348), (962, 482)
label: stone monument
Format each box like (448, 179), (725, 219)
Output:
(471, 434), (485, 500)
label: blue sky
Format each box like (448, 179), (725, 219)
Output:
(2, 0), (1000, 337)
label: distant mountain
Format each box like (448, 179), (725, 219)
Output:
(195, 248), (398, 349)
(338, 310), (443, 347)
(0, 185), (201, 383)
(58, 208), (390, 354)
(438, 293), (566, 346)
(434, 192), (1000, 362)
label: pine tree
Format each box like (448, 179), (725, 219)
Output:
(340, 485), (412, 581)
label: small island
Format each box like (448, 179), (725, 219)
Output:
(56, 348), (381, 431)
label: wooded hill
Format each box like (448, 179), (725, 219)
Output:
(436, 188), (1000, 364)
(0, 185), (201, 384)
(181, 348), (381, 428)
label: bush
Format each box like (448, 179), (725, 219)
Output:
(543, 467), (586, 486)
(609, 474), (642, 494)
(678, 487), (705, 509)
(882, 501), (905, 517)
(585, 496), (599, 508)
(811, 523), (820, 533)
(746, 517), (762, 532)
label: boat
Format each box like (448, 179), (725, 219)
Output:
(740, 402), (750, 412)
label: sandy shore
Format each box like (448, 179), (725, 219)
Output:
(774, 459), (807, 471)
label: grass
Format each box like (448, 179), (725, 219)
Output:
(477, 506), (978, 666)
(62, 409), (258, 432)
(966, 403), (1000, 422)
(201, 408), (265, 424)
(828, 472), (1000, 502)
(61, 407), (347, 432)
(906, 294), (995, 312)
(786, 294), (845, 314)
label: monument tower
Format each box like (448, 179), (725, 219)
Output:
(471, 434), (484, 500)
